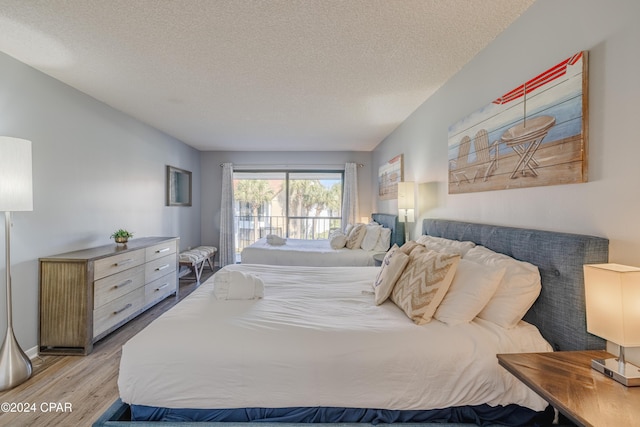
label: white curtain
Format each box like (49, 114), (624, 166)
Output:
(341, 162), (359, 227)
(219, 163), (235, 266)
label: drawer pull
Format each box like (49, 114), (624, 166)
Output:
(113, 279), (133, 289)
(156, 264), (170, 271)
(113, 303), (132, 315)
(116, 259), (134, 267)
(155, 283), (170, 291)
(156, 247), (170, 253)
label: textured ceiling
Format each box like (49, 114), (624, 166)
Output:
(0, 0), (534, 152)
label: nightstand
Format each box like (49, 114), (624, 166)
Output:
(497, 350), (640, 427)
(372, 252), (386, 267)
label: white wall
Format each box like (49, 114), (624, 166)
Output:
(0, 52), (202, 353)
(373, 0), (640, 267)
(201, 151), (373, 248)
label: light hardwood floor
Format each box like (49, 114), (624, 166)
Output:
(0, 271), (211, 427)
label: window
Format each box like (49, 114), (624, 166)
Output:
(233, 171), (342, 258)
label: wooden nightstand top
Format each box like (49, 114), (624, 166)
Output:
(497, 350), (640, 427)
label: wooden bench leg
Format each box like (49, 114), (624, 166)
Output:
(205, 253), (216, 270)
(194, 259), (205, 283)
(179, 259), (205, 283)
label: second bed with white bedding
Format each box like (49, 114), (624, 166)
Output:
(239, 213), (404, 267)
(240, 238), (379, 266)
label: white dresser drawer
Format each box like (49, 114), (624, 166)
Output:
(93, 264), (145, 309)
(145, 254), (176, 283)
(145, 240), (177, 262)
(94, 249), (145, 280)
(145, 271), (177, 305)
(93, 287), (145, 339)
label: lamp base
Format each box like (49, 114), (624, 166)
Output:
(0, 325), (32, 391)
(591, 357), (640, 387)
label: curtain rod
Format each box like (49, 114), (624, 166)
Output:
(219, 163), (364, 168)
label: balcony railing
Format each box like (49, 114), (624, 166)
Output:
(234, 215), (341, 255)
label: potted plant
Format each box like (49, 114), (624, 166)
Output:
(111, 229), (134, 244)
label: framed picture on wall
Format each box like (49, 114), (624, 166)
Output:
(166, 165), (192, 206)
(378, 154), (403, 200)
(448, 51), (589, 194)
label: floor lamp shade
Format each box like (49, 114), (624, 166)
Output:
(0, 137), (33, 211)
(0, 136), (33, 391)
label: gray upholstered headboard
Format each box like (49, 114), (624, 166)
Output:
(422, 218), (609, 352)
(371, 213), (405, 247)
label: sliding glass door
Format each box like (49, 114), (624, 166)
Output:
(233, 171), (342, 259)
(287, 172), (342, 239)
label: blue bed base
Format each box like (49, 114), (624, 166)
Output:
(95, 219), (608, 426)
(94, 399), (554, 427)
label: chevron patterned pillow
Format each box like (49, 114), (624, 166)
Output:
(390, 249), (460, 325)
(398, 240), (420, 255)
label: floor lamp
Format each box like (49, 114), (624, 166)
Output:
(0, 136), (33, 391)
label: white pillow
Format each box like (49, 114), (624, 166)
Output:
(374, 228), (392, 252)
(329, 231), (347, 249)
(416, 235), (476, 257)
(434, 259), (505, 325)
(360, 225), (382, 251)
(464, 245), (541, 329)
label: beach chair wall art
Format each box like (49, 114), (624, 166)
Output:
(378, 154), (404, 200)
(448, 51), (588, 194)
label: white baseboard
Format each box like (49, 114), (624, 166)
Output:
(26, 345), (39, 360)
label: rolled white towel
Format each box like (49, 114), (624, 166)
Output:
(213, 269), (232, 284)
(213, 271), (231, 298)
(214, 270), (264, 300)
(266, 234), (286, 245)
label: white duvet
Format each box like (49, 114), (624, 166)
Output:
(240, 238), (376, 266)
(118, 264), (551, 412)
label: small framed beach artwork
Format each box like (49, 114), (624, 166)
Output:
(448, 51), (588, 194)
(378, 154), (403, 200)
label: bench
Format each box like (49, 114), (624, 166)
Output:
(178, 246), (217, 284)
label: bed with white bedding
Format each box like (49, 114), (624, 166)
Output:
(119, 264), (551, 412)
(105, 219), (609, 427)
(240, 213), (404, 266)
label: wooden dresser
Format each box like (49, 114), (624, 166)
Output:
(39, 237), (179, 355)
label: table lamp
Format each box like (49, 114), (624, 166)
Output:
(397, 181), (415, 243)
(0, 136), (33, 391)
(583, 263), (640, 386)
(397, 181), (415, 223)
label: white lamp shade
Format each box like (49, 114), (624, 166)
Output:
(584, 263), (640, 347)
(397, 181), (415, 210)
(0, 137), (33, 212)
